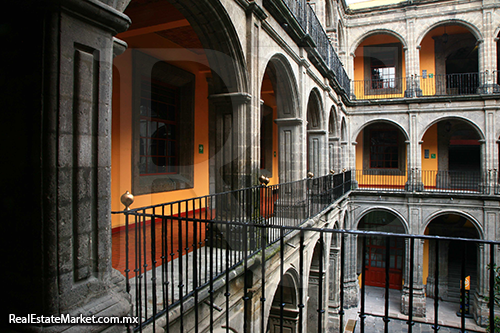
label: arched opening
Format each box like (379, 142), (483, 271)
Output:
(357, 210), (406, 290)
(340, 118), (347, 170)
(419, 24), (479, 96)
(111, 0), (247, 272)
(424, 214), (480, 304)
(352, 33), (406, 99)
(260, 69), (278, 183)
(306, 89), (324, 177)
(355, 122), (408, 189)
(328, 108), (339, 172)
(268, 271), (300, 333)
(307, 240), (326, 333)
(261, 56), (301, 184)
(421, 119), (481, 191)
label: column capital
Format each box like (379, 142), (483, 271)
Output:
(51, 0), (131, 33)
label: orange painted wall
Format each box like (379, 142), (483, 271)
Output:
(419, 25), (472, 96)
(421, 123), (439, 187)
(111, 33), (210, 228)
(355, 129), (408, 186)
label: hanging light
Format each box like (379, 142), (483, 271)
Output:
(445, 121), (452, 132)
(442, 25), (448, 44)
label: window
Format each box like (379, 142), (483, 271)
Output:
(370, 53), (396, 89)
(364, 43), (402, 95)
(139, 78), (179, 175)
(369, 130), (398, 169)
(132, 51), (194, 195)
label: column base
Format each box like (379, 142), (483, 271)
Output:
(472, 292), (491, 327)
(343, 280), (359, 309)
(401, 287), (426, 317)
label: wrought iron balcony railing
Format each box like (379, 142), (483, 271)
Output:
(111, 170), (500, 332)
(264, 0), (350, 96)
(112, 172), (352, 330)
(354, 169), (500, 195)
(351, 72), (500, 100)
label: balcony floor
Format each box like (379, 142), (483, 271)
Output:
(345, 286), (486, 332)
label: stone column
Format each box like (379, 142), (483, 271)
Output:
(329, 137), (340, 172)
(3, 1), (132, 331)
(426, 240), (450, 300)
(209, 93), (253, 193)
(308, 129), (328, 177)
(327, 247), (341, 332)
(343, 234), (360, 308)
(401, 239), (426, 317)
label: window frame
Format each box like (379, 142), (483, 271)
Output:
(363, 43), (402, 95)
(369, 129), (399, 169)
(362, 125), (406, 175)
(132, 51), (195, 195)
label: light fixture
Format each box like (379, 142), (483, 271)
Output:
(442, 25), (448, 44)
(445, 121), (452, 132)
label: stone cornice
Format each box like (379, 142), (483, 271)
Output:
(55, 0), (131, 34)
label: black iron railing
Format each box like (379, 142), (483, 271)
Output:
(352, 72), (500, 100)
(354, 169), (500, 195)
(112, 171), (352, 331)
(264, 0), (350, 95)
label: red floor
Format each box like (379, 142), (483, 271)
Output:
(112, 211), (211, 276)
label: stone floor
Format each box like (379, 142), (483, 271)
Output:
(344, 286), (487, 332)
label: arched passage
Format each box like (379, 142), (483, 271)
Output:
(424, 213), (481, 304)
(307, 239), (326, 333)
(352, 32), (407, 99)
(357, 209), (407, 290)
(420, 118), (482, 191)
(112, 0), (249, 208)
(268, 270), (300, 333)
(328, 107), (339, 172)
(419, 22), (479, 96)
(354, 121), (408, 189)
(306, 89), (325, 177)
(261, 55), (301, 184)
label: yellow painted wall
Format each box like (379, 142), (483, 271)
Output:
(111, 33), (210, 228)
(353, 35), (406, 100)
(419, 25), (472, 96)
(354, 129), (408, 187)
(421, 123), (439, 187)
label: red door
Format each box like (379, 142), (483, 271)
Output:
(364, 237), (404, 290)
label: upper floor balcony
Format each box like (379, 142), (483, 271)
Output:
(351, 71), (500, 101)
(263, 0), (351, 97)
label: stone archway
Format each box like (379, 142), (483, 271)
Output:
(425, 213), (481, 303)
(307, 238), (327, 333)
(307, 88), (326, 177)
(262, 54), (302, 184)
(268, 270), (301, 333)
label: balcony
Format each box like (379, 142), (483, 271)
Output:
(353, 169), (500, 195)
(263, 0), (351, 96)
(112, 171), (499, 332)
(351, 72), (500, 101)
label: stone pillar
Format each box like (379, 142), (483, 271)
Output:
(401, 239), (426, 317)
(308, 129), (328, 177)
(209, 93), (253, 192)
(426, 240), (450, 300)
(329, 137), (340, 172)
(328, 247), (341, 332)
(343, 234), (360, 308)
(3, 1), (132, 331)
